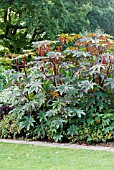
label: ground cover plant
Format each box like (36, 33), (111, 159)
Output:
(0, 32), (114, 143)
(0, 142), (114, 170)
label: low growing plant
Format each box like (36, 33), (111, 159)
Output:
(0, 113), (21, 139)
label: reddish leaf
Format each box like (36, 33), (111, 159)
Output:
(39, 47), (44, 56)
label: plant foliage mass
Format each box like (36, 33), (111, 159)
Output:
(0, 32), (114, 143)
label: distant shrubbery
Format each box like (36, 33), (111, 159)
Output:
(0, 33), (114, 143)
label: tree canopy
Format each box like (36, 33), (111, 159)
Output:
(87, 0), (114, 35)
(0, 0), (114, 52)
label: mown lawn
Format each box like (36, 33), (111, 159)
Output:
(0, 142), (114, 170)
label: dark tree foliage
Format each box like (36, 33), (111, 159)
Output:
(87, 0), (114, 35)
(0, 0), (114, 53)
(0, 0), (67, 52)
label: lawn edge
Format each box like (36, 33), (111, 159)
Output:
(0, 139), (114, 152)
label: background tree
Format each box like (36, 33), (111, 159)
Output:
(87, 0), (114, 35)
(0, 0), (66, 52)
(61, 0), (91, 34)
(0, 0), (114, 53)
(0, 0), (92, 52)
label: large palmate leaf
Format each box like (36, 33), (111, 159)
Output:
(105, 78), (114, 89)
(19, 115), (36, 131)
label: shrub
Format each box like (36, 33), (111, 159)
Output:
(0, 33), (114, 143)
(0, 104), (13, 120)
(0, 66), (7, 91)
(0, 113), (21, 139)
(67, 112), (114, 143)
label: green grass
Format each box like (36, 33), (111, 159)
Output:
(0, 143), (114, 170)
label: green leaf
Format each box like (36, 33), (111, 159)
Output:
(51, 119), (66, 129)
(67, 125), (78, 137)
(105, 78), (114, 89)
(53, 134), (63, 142)
(35, 124), (46, 138)
(19, 115), (35, 131)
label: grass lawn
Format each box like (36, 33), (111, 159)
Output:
(0, 142), (114, 170)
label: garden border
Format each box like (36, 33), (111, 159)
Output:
(0, 139), (114, 152)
